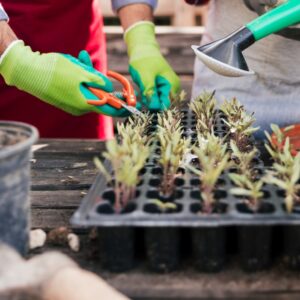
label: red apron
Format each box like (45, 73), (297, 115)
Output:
(0, 0), (114, 139)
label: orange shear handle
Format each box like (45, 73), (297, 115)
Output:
(107, 70), (136, 107)
(86, 87), (123, 109)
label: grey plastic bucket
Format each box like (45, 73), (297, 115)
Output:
(0, 121), (38, 255)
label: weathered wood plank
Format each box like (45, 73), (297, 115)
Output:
(31, 208), (75, 230)
(31, 190), (87, 208)
(33, 139), (106, 155)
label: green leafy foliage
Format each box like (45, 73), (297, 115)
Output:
(229, 140), (264, 211)
(264, 123), (295, 163)
(189, 91), (217, 139)
(94, 113), (152, 213)
(264, 126), (300, 213)
(157, 116), (190, 196)
(157, 108), (183, 138)
(170, 90), (188, 110)
(187, 133), (231, 214)
(221, 98), (259, 152)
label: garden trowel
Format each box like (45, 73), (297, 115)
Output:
(191, 0), (300, 77)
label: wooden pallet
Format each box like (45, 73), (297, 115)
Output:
(99, 0), (208, 26)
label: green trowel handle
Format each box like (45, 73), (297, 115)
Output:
(246, 0), (300, 41)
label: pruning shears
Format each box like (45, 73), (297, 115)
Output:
(87, 70), (142, 116)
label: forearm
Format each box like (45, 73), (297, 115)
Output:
(118, 4), (153, 31)
(0, 21), (17, 55)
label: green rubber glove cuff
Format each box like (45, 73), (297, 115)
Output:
(125, 21), (161, 59)
(125, 22), (180, 111)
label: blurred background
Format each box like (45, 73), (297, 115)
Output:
(100, 0), (208, 27)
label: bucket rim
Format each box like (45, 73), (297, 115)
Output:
(0, 121), (39, 160)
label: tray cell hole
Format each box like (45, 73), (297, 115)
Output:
(102, 189), (141, 201)
(190, 202), (228, 214)
(151, 167), (163, 175)
(236, 202), (275, 214)
(146, 189), (184, 201)
(214, 125), (227, 131)
(144, 202), (183, 214)
(149, 177), (185, 187)
(151, 167), (185, 176)
(96, 198), (137, 215)
(277, 189), (285, 197)
(190, 189), (227, 200)
(190, 178), (225, 187)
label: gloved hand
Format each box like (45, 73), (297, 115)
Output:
(125, 21), (180, 111)
(0, 40), (132, 117)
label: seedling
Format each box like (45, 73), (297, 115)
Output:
(220, 98), (259, 152)
(94, 118), (151, 213)
(264, 131), (300, 213)
(157, 108), (183, 137)
(149, 199), (178, 213)
(190, 91), (217, 138)
(170, 90), (188, 110)
(264, 123), (295, 162)
(230, 140), (259, 180)
(229, 140), (264, 211)
(157, 125), (190, 197)
(187, 133), (231, 214)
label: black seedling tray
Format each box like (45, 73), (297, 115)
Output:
(71, 108), (300, 272)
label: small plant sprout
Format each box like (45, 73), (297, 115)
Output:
(264, 123), (295, 162)
(264, 135), (300, 213)
(157, 108), (183, 137)
(149, 199), (178, 213)
(229, 140), (264, 211)
(187, 133), (231, 214)
(170, 90), (187, 110)
(157, 126), (190, 197)
(230, 140), (259, 180)
(189, 91), (217, 138)
(229, 174), (264, 212)
(94, 137), (150, 213)
(127, 112), (153, 135)
(220, 98), (259, 152)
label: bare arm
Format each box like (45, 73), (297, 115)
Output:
(117, 4), (153, 31)
(0, 21), (17, 55)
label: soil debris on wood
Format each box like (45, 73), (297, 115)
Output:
(60, 176), (80, 184)
(47, 227), (71, 246)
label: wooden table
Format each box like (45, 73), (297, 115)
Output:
(30, 139), (300, 300)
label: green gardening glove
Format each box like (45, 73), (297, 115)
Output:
(0, 40), (131, 117)
(125, 21), (180, 111)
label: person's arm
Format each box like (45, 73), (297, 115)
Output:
(112, 1), (180, 111)
(0, 21), (17, 54)
(118, 3), (153, 30)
